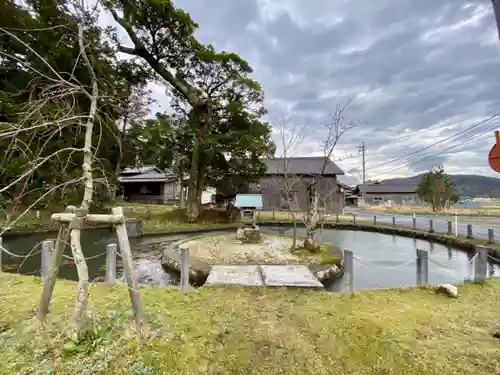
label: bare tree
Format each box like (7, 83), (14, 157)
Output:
(301, 100), (359, 251)
(0, 2), (146, 335)
(270, 101), (359, 250)
(271, 119), (308, 250)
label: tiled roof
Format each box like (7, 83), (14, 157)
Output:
(261, 157), (345, 176)
(121, 165), (159, 175)
(119, 165), (178, 183)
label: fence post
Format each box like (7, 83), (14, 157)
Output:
(447, 221), (452, 235)
(466, 224), (473, 239)
(272, 210), (275, 221)
(474, 246), (488, 282)
(0, 236), (3, 273)
(392, 216), (396, 228)
(429, 219), (434, 233)
(41, 240), (54, 281)
(412, 217), (416, 230)
(180, 248), (190, 292)
(488, 229), (495, 244)
(454, 213), (458, 236)
(416, 249), (429, 285)
(352, 214), (356, 225)
(105, 243), (117, 284)
(373, 215), (376, 225)
(343, 250), (354, 293)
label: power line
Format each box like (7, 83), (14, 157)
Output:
(366, 111), (500, 172)
(370, 119), (500, 180)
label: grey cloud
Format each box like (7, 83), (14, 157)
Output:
(170, 0), (500, 179)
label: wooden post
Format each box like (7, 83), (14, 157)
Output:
(352, 214), (356, 224)
(429, 219), (434, 233)
(474, 246), (488, 282)
(447, 221), (452, 235)
(454, 213), (458, 236)
(373, 215), (376, 225)
(412, 217), (416, 230)
(392, 216), (396, 228)
(488, 229), (495, 244)
(38, 206), (74, 323)
(416, 249), (429, 285)
(113, 206), (147, 335)
(180, 248), (190, 292)
(272, 210), (275, 220)
(343, 250), (354, 293)
(466, 224), (473, 239)
(41, 240), (54, 281)
(105, 243), (117, 284)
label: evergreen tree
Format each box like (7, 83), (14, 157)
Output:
(417, 166), (459, 211)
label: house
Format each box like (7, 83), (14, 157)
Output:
(118, 166), (181, 204)
(358, 182), (420, 206)
(256, 157), (345, 212)
(337, 182), (359, 206)
(118, 165), (216, 205)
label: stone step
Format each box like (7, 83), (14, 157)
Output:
(204, 264), (324, 288)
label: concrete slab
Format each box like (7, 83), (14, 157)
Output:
(260, 265), (324, 288)
(205, 265), (264, 286)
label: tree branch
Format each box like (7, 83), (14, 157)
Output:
(109, 9), (201, 106)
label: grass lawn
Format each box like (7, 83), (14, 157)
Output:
(1, 203), (240, 235)
(1, 274), (500, 374)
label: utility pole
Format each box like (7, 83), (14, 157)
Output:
(492, 0), (500, 41)
(358, 141), (366, 184)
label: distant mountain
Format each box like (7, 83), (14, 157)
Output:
(379, 174), (500, 198)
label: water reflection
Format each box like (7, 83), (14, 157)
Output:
(3, 227), (500, 291)
(262, 227), (500, 291)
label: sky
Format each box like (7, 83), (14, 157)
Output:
(103, 1), (500, 185)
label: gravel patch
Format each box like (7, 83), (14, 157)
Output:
(178, 233), (318, 265)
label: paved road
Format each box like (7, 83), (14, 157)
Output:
(346, 208), (500, 241)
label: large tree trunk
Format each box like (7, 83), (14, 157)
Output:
(186, 133), (203, 222)
(185, 104), (212, 222)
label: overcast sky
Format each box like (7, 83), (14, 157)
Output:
(105, 1), (500, 184)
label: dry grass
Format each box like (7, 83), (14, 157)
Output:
(258, 210), (353, 221)
(363, 204), (500, 216)
(1, 274), (500, 374)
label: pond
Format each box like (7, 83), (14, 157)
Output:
(0, 229), (196, 286)
(262, 226), (500, 291)
(2, 227), (499, 291)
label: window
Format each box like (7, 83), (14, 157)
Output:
(402, 196), (414, 204)
(372, 196), (383, 205)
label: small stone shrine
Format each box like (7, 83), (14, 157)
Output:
(234, 194), (263, 244)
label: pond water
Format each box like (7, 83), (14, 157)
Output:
(262, 226), (500, 291)
(2, 227), (499, 291)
